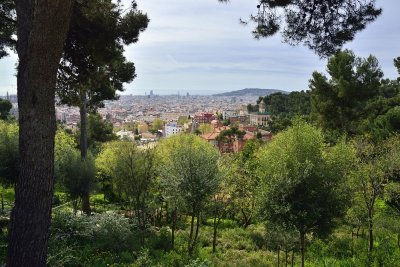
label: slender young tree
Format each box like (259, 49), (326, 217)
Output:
(6, 1), (73, 265)
(157, 134), (220, 254)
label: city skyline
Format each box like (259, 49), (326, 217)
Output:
(0, 0), (399, 96)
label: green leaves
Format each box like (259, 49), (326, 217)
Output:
(0, 120), (18, 185)
(157, 134), (220, 212)
(257, 120), (354, 237)
(243, 0), (381, 57)
(310, 50), (385, 135)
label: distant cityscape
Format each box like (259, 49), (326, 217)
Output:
(1, 89), (276, 153)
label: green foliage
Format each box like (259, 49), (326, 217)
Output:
(250, 91), (311, 133)
(0, 0), (15, 59)
(370, 106), (400, 141)
(197, 124), (213, 134)
(0, 121), (18, 185)
(48, 211), (140, 266)
(245, 0), (381, 57)
(0, 99), (12, 120)
(178, 116), (190, 126)
(76, 113), (117, 154)
(310, 50), (384, 135)
(151, 118), (164, 132)
(97, 141), (157, 245)
(157, 134), (220, 213)
(62, 150), (96, 204)
(257, 120), (356, 263)
(216, 127), (246, 142)
(157, 134), (220, 253)
(54, 129), (76, 181)
(57, 0), (149, 110)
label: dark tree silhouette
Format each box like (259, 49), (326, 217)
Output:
(221, 0), (382, 57)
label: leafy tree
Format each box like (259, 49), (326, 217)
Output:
(352, 136), (400, 252)
(0, 98), (12, 120)
(216, 126), (246, 143)
(259, 91), (311, 133)
(209, 155), (235, 253)
(76, 113), (117, 155)
(63, 150), (96, 214)
(55, 1), (148, 214)
(257, 121), (355, 266)
(157, 134), (220, 254)
(370, 107), (400, 141)
(56, 0), (148, 150)
(151, 118), (164, 133)
(198, 123), (214, 134)
(177, 116), (189, 126)
(0, 121), (18, 186)
(351, 153), (383, 253)
(0, 121), (18, 213)
(225, 0), (381, 57)
(138, 122), (149, 133)
(54, 129), (76, 181)
(227, 139), (262, 228)
(310, 50), (383, 135)
(5, 1), (73, 265)
(264, 222), (298, 267)
(97, 141), (157, 246)
(247, 103), (259, 113)
(0, 0), (15, 59)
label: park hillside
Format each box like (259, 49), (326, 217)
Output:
(0, 0), (400, 266)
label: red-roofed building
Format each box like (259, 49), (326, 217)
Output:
(193, 113), (217, 124)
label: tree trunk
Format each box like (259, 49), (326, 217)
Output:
(171, 207), (177, 249)
(212, 213), (218, 253)
(1, 192), (4, 213)
(397, 232), (400, 248)
(7, 1), (73, 266)
(81, 193), (91, 216)
(241, 208), (252, 228)
(300, 231), (305, 267)
(188, 207), (195, 254)
(368, 207), (374, 252)
(194, 212), (200, 244)
(79, 93), (91, 215)
(285, 249), (288, 267)
(79, 93), (88, 159)
(277, 249), (280, 267)
(291, 250), (294, 267)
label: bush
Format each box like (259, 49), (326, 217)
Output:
(50, 211), (139, 252)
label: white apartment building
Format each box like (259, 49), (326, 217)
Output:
(164, 122), (184, 137)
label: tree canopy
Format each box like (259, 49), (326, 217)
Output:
(256, 120), (355, 266)
(0, 98), (12, 120)
(233, 0), (382, 57)
(310, 50), (384, 135)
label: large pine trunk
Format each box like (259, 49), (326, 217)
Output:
(7, 1), (73, 266)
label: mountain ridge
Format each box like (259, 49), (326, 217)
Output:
(213, 88), (288, 97)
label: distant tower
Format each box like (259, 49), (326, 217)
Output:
(259, 101), (266, 113)
(6, 91), (9, 101)
(150, 90), (154, 97)
(186, 92), (189, 97)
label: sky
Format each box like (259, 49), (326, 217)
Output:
(0, 0), (399, 96)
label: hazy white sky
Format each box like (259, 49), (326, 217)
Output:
(0, 0), (399, 95)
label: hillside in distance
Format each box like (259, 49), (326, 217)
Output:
(213, 88), (288, 97)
